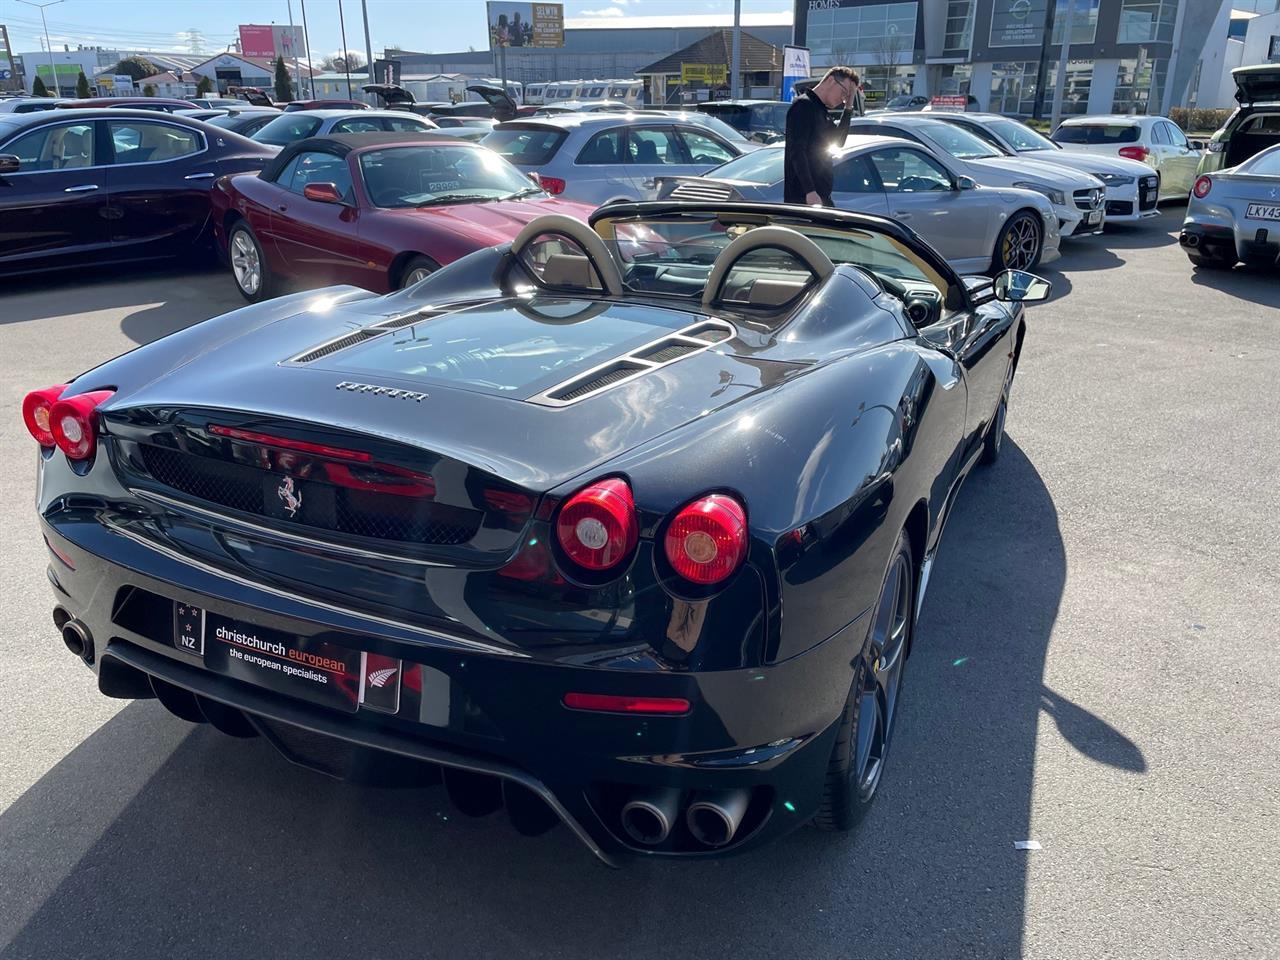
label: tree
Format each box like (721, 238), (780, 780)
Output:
(196, 74), (213, 96)
(320, 50), (366, 73)
(273, 56), (294, 102)
(142, 83), (157, 98)
(872, 34), (911, 95)
(76, 71), (91, 99)
(31, 75), (49, 97)
(112, 56), (158, 83)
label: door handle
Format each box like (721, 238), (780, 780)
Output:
(277, 205), (288, 212)
(64, 184), (99, 193)
(893, 210), (912, 219)
(642, 178), (656, 188)
(184, 172), (216, 180)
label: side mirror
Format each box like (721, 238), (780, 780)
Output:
(0, 154), (19, 175)
(302, 181), (344, 204)
(993, 269), (1051, 303)
(956, 175), (977, 191)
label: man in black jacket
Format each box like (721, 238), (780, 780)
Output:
(784, 67), (862, 206)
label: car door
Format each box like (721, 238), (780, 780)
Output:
(572, 126), (633, 203)
(267, 149), (368, 287)
(868, 146), (993, 263)
(102, 118), (213, 256)
(829, 153), (890, 216)
(0, 119), (110, 269)
(624, 125), (693, 197)
(330, 116), (384, 135)
(1160, 121), (1200, 197)
(674, 126), (738, 172)
(381, 115), (434, 133)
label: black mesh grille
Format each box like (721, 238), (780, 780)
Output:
(138, 444), (480, 546)
(551, 363), (645, 401)
(1139, 178), (1158, 211)
(634, 341), (698, 364)
(293, 330), (379, 364)
(686, 324), (732, 344)
(1106, 200), (1134, 216)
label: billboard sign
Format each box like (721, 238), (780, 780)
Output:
(487, 3), (564, 48)
(782, 44), (809, 102)
(681, 63), (728, 85)
(1270, 35), (1280, 63)
(929, 95), (968, 112)
(238, 24), (304, 61)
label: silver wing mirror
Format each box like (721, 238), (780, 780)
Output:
(993, 269), (1051, 303)
(955, 175), (977, 191)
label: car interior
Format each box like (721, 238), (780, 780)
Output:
(1225, 113), (1280, 168)
(7, 123), (94, 171)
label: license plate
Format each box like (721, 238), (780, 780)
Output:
(173, 603), (398, 714)
(1245, 203), (1280, 221)
(1086, 210), (1102, 226)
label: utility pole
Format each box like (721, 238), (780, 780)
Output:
(730, 0), (741, 100)
(1031, 0), (1058, 121)
(286, 0), (303, 100)
(360, 0), (374, 99)
(1050, 0), (1077, 130)
(16, 0), (62, 96)
(337, 0), (353, 98)
(299, 0), (315, 95)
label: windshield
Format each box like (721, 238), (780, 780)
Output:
(598, 213), (945, 299)
(920, 122), (1003, 159)
(986, 118), (1058, 152)
(482, 125), (567, 165)
(254, 113), (323, 146)
(706, 147), (784, 184)
(687, 114), (750, 143)
(359, 145), (539, 207)
(1054, 123), (1139, 144)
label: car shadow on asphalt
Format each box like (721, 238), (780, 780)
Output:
(0, 442), (1146, 960)
(1189, 263), (1280, 309)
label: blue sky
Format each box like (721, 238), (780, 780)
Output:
(1, 0), (792, 60)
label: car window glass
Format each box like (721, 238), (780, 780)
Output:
(334, 118), (383, 133)
(833, 155), (880, 193)
(4, 122), (95, 171)
(1245, 148), (1280, 175)
(576, 129), (623, 164)
(285, 150), (353, 201)
(705, 146), (783, 183)
(678, 129), (734, 165)
(254, 113), (324, 146)
(483, 126), (567, 164)
(958, 123), (1005, 151)
(1151, 123), (1170, 145)
(627, 127), (682, 165)
(108, 121), (201, 164)
(870, 148), (953, 193)
(1163, 122), (1188, 148)
(384, 115), (429, 132)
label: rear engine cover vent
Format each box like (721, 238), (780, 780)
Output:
(634, 340), (699, 364)
(684, 324), (733, 344)
(549, 362), (648, 402)
(291, 329), (382, 364)
(670, 182), (735, 202)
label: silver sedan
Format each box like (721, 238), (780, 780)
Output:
(657, 135), (1062, 274)
(1179, 143), (1280, 269)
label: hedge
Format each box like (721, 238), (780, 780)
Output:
(1169, 107), (1234, 134)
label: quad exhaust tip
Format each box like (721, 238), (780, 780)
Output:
(686, 789), (750, 848)
(57, 611), (94, 664)
(620, 787), (681, 846)
(1182, 233), (1199, 248)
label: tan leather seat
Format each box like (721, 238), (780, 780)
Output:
(541, 253), (599, 289)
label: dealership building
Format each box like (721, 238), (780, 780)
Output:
(792, 0), (1236, 112)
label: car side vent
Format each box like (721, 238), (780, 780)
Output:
(549, 362), (648, 402)
(670, 182), (735, 202)
(291, 329), (381, 364)
(634, 340), (699, 364)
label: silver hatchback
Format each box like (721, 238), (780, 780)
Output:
(482, 113), (748, 206)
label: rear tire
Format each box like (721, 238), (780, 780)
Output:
(228, 222), (275, 302)
(397, 255), (439, 289)
(992, 211), (1043, 273)
(814, 530), (915, 832)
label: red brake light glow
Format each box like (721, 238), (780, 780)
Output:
(663, 494), (748, 586)
(1118, 145), (1150, 162)
(563, 692), (691, 715)
(208, 424), (373, 462)
(537, 175), (566, 196)
(22, 384), (68, 446)
(49, 390), (114, 460)
(555, 477), (638, 572)
(1193, 175), (1212, 199)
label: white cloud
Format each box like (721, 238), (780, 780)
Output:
(579, 6), (626, 15)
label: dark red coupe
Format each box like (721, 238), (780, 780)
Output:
(211, 133), (593, 300)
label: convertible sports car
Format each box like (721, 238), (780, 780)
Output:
(1180, 143), (1280, 269)
(24, 201), (1048, 864)
(210, 133), (593, 299)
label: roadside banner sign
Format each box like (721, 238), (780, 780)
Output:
(782, 45), (809, 102)
(487, 3), (564, 48)
(929, 95), (968, 112)
(681, 63), (728, 85)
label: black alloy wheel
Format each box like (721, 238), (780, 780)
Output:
(981, 357), (1016, 465)
(814, 530), (915, 831)
(994, 211), (1043, 273)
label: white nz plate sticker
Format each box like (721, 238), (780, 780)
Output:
(1245, 203), (1280, 221)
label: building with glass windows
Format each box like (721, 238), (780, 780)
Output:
(793, 0), (1233, 115)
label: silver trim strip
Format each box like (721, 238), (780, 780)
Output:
(104, 518), (526, 658)
(132, 489), (455, 568)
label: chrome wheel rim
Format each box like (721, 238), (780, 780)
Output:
(403, 266), (433, 287)
(1001, 216), (1040, 271)
(230, 232), (260, 295)
(854, 552), (912, 801)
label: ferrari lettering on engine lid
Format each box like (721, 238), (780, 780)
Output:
(335, 380), (429, 402)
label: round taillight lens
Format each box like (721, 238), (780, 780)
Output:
(663, 494), (747, 586)
(1192, 175), (1212, 199)
(21, 384), (68, 446)
(49, 390), (114, 460)
(555, 477), (638, 572)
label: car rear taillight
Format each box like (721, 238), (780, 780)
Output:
(1118, 146), (1150, 162)
(538, 175), (566, 195)
(1193, 175), (1212, 199)
(22, 384), (69, 446)
(555, 477), (638, 572)
(49, 390), (114, 460)
(663, 494), (747, 586)
(562, 692), (691, 715)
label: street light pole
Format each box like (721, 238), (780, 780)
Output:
(337, 0), (353, 98)
(286, 0), (303, 100)
(16, 0), (63, 96)
(1050, 0), (1077, 131)
(730, 0), (741, 100)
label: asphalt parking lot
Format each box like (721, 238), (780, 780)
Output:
(1, 209), (1277, 960)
